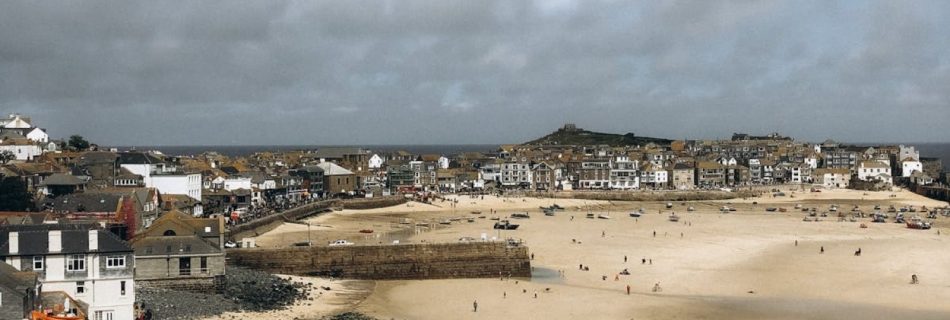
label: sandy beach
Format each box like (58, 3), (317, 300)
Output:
(240, 188), (950, 319)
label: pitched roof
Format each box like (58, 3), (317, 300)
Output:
(45, 193), (122, 213)
(315, 162), (354, 176)
(39, 173), (86, 186)
(0, 226), (132, 256)
(0, 262), (35, 295)
(133, 235), (221, 256)
(117, 152), (165, 165)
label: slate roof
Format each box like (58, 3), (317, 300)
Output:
(117, 152), (165, 165)
(78, 151), (118, 166)
(0, 262), (35, 296)
(0, 226), (132, 257)
(39, 173), (86, 186)
(133, 235), (221, 256)
(307, 147), (367, 159)
(45, 193), (121, 213)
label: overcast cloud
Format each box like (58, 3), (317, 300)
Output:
(1, 1), (948, 145)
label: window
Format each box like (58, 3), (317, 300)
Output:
(106, 256), (126, 268)
(93, 310), (114, 320)
(76, 281), (86, 295)
(33, 256), (44, 270)
(120, 281), (126, 296)
(67, 255), (85, 271)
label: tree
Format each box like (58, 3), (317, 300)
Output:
(0, 177), (35, 211)
(68, 135), (90, 151)
(0, 150), (13, 164)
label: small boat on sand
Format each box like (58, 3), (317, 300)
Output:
(598, 213), (611, 219)
(668, 214), (680, 222)
(511, 212), (530, 219)
(359, 229), (374, 233)
(493, 220), (520, 230)
(629, 211), (642, 218)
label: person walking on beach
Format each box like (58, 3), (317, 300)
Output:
(473, 300), (478, 312)
(626, 284), (631, 295)
(820, 246), (825, 254)
(624, 255), (628, 263)
(642, 258), (646, 264)
(911, 274), (919, 284)
(649, 259), (652, 265)
(795, 240), (798, 246)
(653, 230), (656, 237)
(602, 230), (606, 237)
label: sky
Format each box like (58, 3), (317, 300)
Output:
(1, 1), (949, 146)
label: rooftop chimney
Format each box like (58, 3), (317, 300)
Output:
(88, 230), (99, 251)
(49, 230), (62, 253)
(9, 232), (18, 254)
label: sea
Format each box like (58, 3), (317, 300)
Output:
(108, 143), (950, 170)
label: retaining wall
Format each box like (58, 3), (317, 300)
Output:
(226, 242), (531, 280)
(525, 190), (758, 202)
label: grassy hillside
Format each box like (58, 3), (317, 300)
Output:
(523, 127), (672, 147)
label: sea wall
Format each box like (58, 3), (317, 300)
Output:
(340, 196), (408, 210)
(525, 190), (758, 202)
(228, 196), (408, 240)
(226, 242), (531, 280)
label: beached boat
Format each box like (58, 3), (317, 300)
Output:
(795, 204), (803, 209)
(586, 213), (595, 219)
(629, 211), (642, 218)
(511, 212), (530, 219)
(490, 217), (500, 221)
(439, 220), (452, 225)
(906, 216), (931, 230)
(666, 202), (674, 209)
(471, 211), (482, 215)
(668, 214), (680, 222)
(765, 207), (777, 212)
(493, 220), (520, 230)
(399, 218), (412, 225)
(687, 206), (695, 212)
(359, 229), (374, 233)
(779, 207), (787, 212)
(598, 213), (611, 219)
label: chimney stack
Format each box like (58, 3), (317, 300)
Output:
(48, 230), (62, 253)
(8, 232), (18, 254)
(88, 230), (99, 251)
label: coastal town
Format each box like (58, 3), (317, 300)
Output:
(2, 115), (949, 320)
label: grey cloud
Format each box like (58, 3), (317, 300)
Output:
(1, 0), (948, 146)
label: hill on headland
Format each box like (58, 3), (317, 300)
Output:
(522, 124), (673, 147)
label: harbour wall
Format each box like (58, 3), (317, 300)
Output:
(228, 196), (408, 240)
(524, 190), (758, 202)
(226, 242), (531, 280)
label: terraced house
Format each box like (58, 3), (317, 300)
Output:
(0, 225), (135, 320)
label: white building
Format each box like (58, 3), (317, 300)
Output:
(2, 228), (136, 320)
(223, 177), (252, 191)
(26, 127), (48, 143)
(119, 152), (202, 201)
(500, 161), (531, 188)
(368, 154), (385, 169)
(477, 162), (501, 188)
(901, 160), (922, 178)
(608, 156), (639, 190)
(438, 156), (450, 169)
(858, 160), (892, 185)
(151, 173), (203, 201)
(0, 141), (42, 161)
(814, 168), (850, 189)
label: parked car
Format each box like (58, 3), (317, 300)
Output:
(328, 239), (354, 246)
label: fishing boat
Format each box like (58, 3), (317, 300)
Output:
(359, 229), (374, 233)
(765, 207), (778, 212)
(906, 216), (931, 230)
(629, 211), (642, 218)
(779, 207), (787, 212)
(597, 213), (611, 219)
(493, 220), (520, 230)
(668, 214), (680, 222)
(544, 209), (555, 216)
(687, 206), (695, 212)
(471, 211), (482, 215)
(511, 212), (530, 219)
(586, 213), (595, 219)
(666, 202), (674, 209)
(490, 216), (500, 221)
(439, 220), (452, 225)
